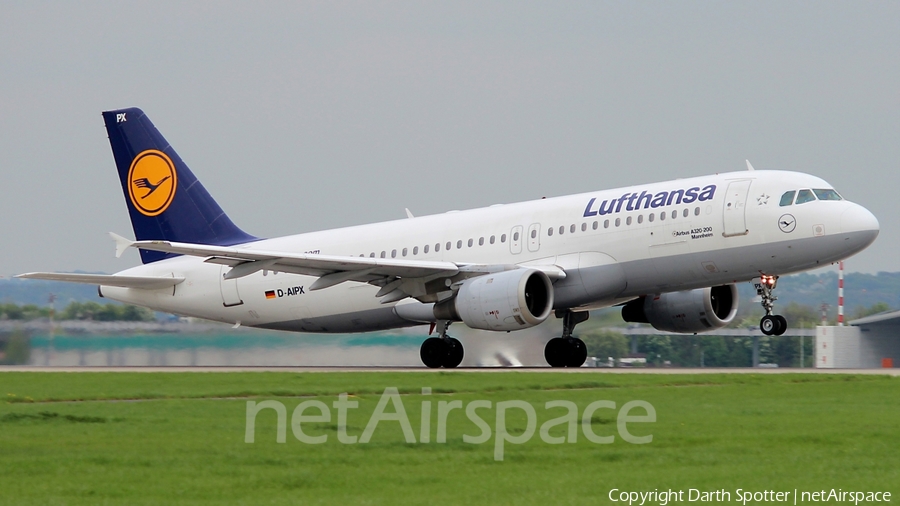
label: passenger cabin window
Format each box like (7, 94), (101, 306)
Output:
(795, 189), (816, 204)
(814, 189), (842, 201)
(413, 246), (418, 255)
(512, 232), (519, 241)
(424, 245), (429, 254)
(548, 228), (553, 236)
(501, 234), (507, 243)
(779, 191), (796, 207)
(490, 235), (495, 244)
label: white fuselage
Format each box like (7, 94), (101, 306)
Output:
(100, 170), (879, 333)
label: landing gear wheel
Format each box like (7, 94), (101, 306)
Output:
(760, 315), (777, 335)
(544, 338), (567, 368)
(420, 321), (465, 369)
(545, 337), (588, 367)
(420, 337), (447, 369)
(774, 315), (787, 336)
(756, 275), (789, 337)
(566, 338), (587, 368)
(546, 310), (591, 368)
(442, 337), (464, 368)
(760, 315), (786, 336)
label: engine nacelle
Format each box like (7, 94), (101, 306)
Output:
(434, 269), (554, 331)
(621, 284), (738, 333)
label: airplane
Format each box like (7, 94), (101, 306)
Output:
(18, 108), (880, 368)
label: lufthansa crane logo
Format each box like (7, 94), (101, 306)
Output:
(778, 213), (796, 233)
(128, 150), (177, 216)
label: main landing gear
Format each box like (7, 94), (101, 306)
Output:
(544, 310), (589, 368)
(420, 321), (464, 369)
(757, 275), (787, 336)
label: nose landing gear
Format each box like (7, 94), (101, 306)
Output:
(420, 320), (464, 369)
(544, 310), (589, 368)
(757, 275), (787, 336)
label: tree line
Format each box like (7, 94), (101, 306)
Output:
(0, 302), (155, 322)
(582, 330), (816, 368)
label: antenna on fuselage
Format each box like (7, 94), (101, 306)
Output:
(745, 160), (756, 171)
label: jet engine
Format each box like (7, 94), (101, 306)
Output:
(621, 284), (738, 333)
(433, 269), (554, 331)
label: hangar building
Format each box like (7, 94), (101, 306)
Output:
(816, 311), (900, 368)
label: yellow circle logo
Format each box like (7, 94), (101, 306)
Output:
(128, 150), (177, 216)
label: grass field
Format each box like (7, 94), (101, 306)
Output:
(1, 372), (898, 505)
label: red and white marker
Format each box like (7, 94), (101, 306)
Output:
(837, 261), (844, 326)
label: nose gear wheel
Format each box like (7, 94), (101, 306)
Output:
(756, 275), (787, 336)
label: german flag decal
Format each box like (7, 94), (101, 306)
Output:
(265, 290), (276, 299)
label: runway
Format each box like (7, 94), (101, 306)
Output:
(1, 366), (898, 375)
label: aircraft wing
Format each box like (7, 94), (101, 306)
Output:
(123, 238), (470, 302)
(16, 272), (185, 290)
(127, 239), (460, 278)
(115, 235), (564, 303)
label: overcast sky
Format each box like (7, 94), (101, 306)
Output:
(2, 1), (898, 278)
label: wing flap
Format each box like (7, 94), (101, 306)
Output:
(129, 240), (461, 280)
(16, 272), (184, 290)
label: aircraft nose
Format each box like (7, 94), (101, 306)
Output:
(841, 203), (880, 246)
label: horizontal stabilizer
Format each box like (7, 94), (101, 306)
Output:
(16, 272), (184, 290)
(110, 232), (134, 258)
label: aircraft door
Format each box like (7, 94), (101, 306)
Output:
(510, 225), (523, 254)
(219, 265), (244, 307)
(722, 180), (752, 237)
(527, 223), (541, 252)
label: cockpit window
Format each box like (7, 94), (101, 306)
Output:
(795, 189), (816, 204)
(779, 191), (796, 207)
(813, 189), (842, 201)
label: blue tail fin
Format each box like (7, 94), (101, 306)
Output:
(102, 108), (257, 264)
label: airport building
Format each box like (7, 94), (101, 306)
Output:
(816, 311), (900, 369)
